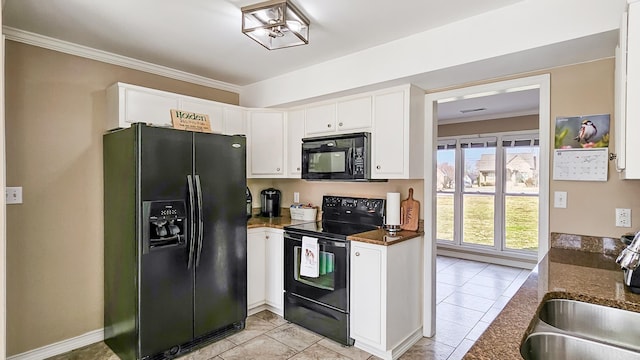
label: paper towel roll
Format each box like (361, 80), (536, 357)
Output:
(386, 192), (401, 225)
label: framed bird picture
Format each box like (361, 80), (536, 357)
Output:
(554, 114), (610, 149)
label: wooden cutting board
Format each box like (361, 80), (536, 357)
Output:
(400, 188), (420, 231)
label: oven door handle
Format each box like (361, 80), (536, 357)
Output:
(288, 293), (344, 319)
(285, 234), (347, 248)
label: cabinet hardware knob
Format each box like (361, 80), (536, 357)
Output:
(327, 124), (331, 128)
(266, 235), (270, 239)
(376, 165), (381, 169)
(339, 122), (343, 127)
(297, 167), (301, 171)
(355, 252), (360, 256)
(276, 168), (281, 172)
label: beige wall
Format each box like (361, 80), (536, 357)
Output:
(432, 59), (640, 238)
(546, 59), (640, 238)
(438, 114), (539, 137)
(4, 41), (238, 355)
(248, 179), (425, 218)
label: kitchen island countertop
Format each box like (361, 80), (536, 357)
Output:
(464, 246), (640, 359)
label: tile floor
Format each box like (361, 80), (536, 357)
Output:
(47, 256), (530, 360)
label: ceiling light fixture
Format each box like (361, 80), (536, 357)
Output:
(241, 0), (310, 50)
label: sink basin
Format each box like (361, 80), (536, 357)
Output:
(538, 299), (640, 351)
(521, 333), (640, 360)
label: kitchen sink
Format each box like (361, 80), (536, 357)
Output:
(521, 333), (640, 360)
(538, 299), (640, 351)
(521, 299), (640, 359)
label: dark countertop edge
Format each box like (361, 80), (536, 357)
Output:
(347, 228), (424, 246)
(247, 215), (423, 245)
(463, 248), (640, 359)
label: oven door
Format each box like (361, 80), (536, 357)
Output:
(284, 232), (349, 312)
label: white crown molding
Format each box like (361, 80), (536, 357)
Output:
(2, 26), (241, 94)
(7, 328), (103, 360)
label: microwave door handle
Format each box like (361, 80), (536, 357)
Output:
(347, 148), (353, 175)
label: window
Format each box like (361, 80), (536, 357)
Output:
(436, 132), (539, 257)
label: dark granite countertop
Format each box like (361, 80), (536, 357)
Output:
(347, 228), (423, 246)
(464, 241), (640, 359)
(246, 208), (423, 245)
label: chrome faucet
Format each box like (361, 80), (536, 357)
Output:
(616, 231), (640, 270)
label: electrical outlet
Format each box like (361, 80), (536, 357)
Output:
(616, 208), (632, 228)
(6, 187), (23, 204)
(294, 192), (300, 203)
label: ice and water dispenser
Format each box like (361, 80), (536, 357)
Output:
(142, 200), (187, 252)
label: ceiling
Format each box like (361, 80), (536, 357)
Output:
(2, 0), (524, 87)
(2, 0), (620, 120)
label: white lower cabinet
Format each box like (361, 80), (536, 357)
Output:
(247, 229), (266, 310)
(350, 238), (423, 360)
(247, 228), (284, 316)
(265, 229), (284, 311)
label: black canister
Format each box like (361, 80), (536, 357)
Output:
(246, 187), (252, 219)
(260, 188), (281, 217)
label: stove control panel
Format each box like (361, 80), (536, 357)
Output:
(322, 196), (385, 224)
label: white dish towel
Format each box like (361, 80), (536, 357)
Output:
(300, 236), (319, 278)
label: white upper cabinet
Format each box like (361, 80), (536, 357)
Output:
(181, 98), (225, 133)
(287, 109), (305, 178)
(223, 106), (247, 135)
(304, 96), (373, 137)
(305, 103), (337, 136)
(248, 110), (286, 177)
(371, 85), (424, 179)
(107, 84), (179, 129)
(616, 1), (640, 179)
(336, 96), (372, 132)
(106, 82), (245, 134)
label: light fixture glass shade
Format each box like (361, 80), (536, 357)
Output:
(241, 0), (309, 50)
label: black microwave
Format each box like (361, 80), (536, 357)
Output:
(302, 132), (371, 181)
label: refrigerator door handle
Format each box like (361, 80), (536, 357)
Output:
(194, 174), (204, 267)
(187, 175), (196, 269)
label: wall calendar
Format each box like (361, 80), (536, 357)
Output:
(553, 148), (608, 181)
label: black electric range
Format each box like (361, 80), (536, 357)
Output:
(284, 195), (386, 240)
(283, 195), (385, 346)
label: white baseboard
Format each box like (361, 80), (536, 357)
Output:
(8, 329), (104, 360)
(353, 327), (423, 360)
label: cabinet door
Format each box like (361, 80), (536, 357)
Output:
(350, 243), (383, 345)
(337, 96), (372, 132)
(625, 1), (640, 178)
(124, 88), (179, 127)
(224, 107), (246, 135)
(305, 103), (337, 135)
(265, 230), (284, 312)
(372, 90), (406, 178)
(249, 111), (285, 176)
(180, 99), (224, 133)
(287, 109), (305, 177)
(247, 230), (266, 310)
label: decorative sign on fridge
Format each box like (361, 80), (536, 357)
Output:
(553, 114), (610, 181)
(170, 109), (212, 133)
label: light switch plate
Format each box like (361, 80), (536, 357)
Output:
(294, 192), (300, 203)
(6, 187), (23, 204)
(554, 191), (567, 208)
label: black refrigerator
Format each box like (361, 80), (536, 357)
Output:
(103, 123), (247, 360)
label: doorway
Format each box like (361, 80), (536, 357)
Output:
(423, 74), (551, 337)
